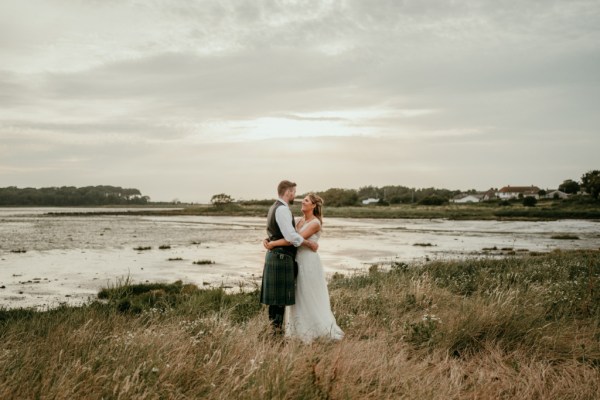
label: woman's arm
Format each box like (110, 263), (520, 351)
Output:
(298, 219), (321, 239)
(264, 237), (291, 249)
(264, 220), (321, 250)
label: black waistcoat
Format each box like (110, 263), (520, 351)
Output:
(267, 201), (297, 257)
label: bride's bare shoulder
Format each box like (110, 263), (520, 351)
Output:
(309, 218), (322, 230)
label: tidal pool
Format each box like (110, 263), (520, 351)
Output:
(1, 208), (598, 309)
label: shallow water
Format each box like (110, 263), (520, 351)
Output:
(1, 208), (598, 309)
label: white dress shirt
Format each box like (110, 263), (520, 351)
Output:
(275, 198), (304, 247)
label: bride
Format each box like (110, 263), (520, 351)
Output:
(264, 193), (344, 343)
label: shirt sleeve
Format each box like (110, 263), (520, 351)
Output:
(275, 205), (304, 247)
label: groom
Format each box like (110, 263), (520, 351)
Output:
(260, 180), (318, 336)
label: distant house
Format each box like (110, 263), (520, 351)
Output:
(544, 190), (570, 199)
(450, 194), (482, 203)
(481, 189), (498, 201)
(362, 198), (380, 205)
(497, 185), (541, 199)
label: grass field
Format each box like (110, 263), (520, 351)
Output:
(0, 250), (598, 399)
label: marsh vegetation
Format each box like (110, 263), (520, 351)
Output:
(133, 246), (152, 251)
(119, 198), (600, 221)
(1, 250), (598, 399)
(193, 260), (216, 265)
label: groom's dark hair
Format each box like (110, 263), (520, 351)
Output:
(277, 180), (297, 197)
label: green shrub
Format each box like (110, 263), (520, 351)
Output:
(523, 196), (538, 207)
(418, 195), (447, 206)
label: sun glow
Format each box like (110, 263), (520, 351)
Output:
(182, 108), (439, 143)
(221, 108), (436, 141)
(230, 116), (368, 141)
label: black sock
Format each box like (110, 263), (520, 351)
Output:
(268, 305), (285, 331)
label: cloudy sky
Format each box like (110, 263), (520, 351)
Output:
(1, 0), (599, 202)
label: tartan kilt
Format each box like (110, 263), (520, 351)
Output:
(260, 251), (296, 305)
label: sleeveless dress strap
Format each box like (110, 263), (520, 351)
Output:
(299, 218), (321, 232)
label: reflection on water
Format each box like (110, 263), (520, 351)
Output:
(1, 208), (598, 309)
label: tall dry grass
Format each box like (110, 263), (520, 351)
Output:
(0, 250), (598, 399)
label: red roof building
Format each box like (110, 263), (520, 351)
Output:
(497, 185), (541, 199)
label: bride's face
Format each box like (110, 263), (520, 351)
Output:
(301, 196), (315, 213)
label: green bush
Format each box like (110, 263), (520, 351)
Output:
(418, 195), (447, 206)
(523, 196), (538, 207)
(96, 280), (262, 321)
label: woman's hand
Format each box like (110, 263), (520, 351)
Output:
(262, 239), (272, 250)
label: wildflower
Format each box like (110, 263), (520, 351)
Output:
(422, 314), (442, 324)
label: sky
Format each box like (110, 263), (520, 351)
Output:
(1, 0), (599, 203)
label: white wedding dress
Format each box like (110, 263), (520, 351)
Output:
(285, 219), (344, 343)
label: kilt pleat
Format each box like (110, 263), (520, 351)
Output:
(260, 251), (296, 305)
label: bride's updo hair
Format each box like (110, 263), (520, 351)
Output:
(307, 193), (324, 225)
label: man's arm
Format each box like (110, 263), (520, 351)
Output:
(270, 208), (318, 251)
(264, 236), (318, 251)
(274, 206), (304, 247)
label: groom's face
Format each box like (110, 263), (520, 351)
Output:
(286, 188), (296, 205)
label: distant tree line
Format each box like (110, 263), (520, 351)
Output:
(219, 170), (600, 209)
(314, 186), (462, 207)
(229, 186), (459, 208)
(559, 170), (600, 199)
(317, 170), (600, 207)
(0, 186), (150, 206)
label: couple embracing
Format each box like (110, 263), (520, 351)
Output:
(260, 180), (344, 343)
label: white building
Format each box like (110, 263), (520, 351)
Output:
(497, 185), (541, 199)
(450, 194), (482, 203)
(362, 198), (380, 205)
(544, 190), (569, 199)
